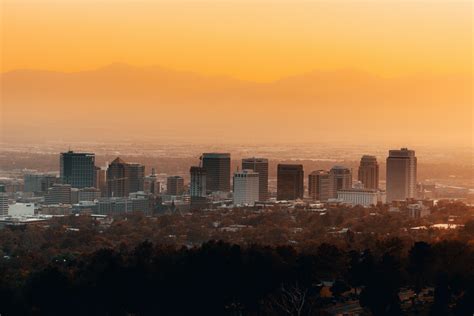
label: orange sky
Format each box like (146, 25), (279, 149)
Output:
(0, 1), (472, 146)
(1, 0), (472, 81)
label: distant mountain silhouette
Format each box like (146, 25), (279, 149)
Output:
(1, 64), (471, 144)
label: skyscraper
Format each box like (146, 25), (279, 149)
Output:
(277, 164), (304, 200)
(329, 166), (352, 198)
(190, 166), (207, 197)
(144, 168), (160, 195)
(167, 176), (184, 195)
(107, 157), (129, 197)
(60, 151), (96, 189)
(308, 170), (330, 201)
(386, 148), (417, 202)
(106, 157), (145, 197)
(233, 170), (259, 206)
(202, 153), (231, 193)
(242, 157), (268, 201)
(358, 155), (379, 189)
(128, 163), (145, 193)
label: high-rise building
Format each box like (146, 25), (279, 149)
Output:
(242, 158), (268, 201)
(386, 148), (417, 202)
(107, 157), (129, 197)
(308, 170), (331, 201)
(358, 155), (379, 189)
(106, 157), (145, 197)
(277, 164), (304, 200)
(45, 184), (72, 205)
(24, 173), (60, 193)
(202, 153), (231, 193)
(144, 168), (160, 195)
(167, 176), (184, 195)
(128, 163), (145, 193)
(60, 151), (96, 189)
(190, 166), (207, 197)
(329, 166), (352, 198)
(233, 169), (259, 206)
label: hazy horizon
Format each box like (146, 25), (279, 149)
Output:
(1, 0), (472, 146)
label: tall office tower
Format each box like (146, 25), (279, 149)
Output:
(167, 176), (184, 195)
(277, 164), (304, 200)
(106, 158), (145, 197)
(24, 173), (59, 193)
(242, 158), (268, 201)
(107, 157), (129, 197)
(128, 163), (145, 193)
(358, 155), (379, 189)
(190, 166), (207, 197)
(0, 193), (8, 216)
(329, 166), (352, 198)
(308, 170), (331, 201)
(233, 170), (259, 206)
(45, 184), (72, 205)
(386, 148), (417, 202)
(202, 153), (231, 193)
(60, 151), (96, 189)
(144, 168), (160, 195)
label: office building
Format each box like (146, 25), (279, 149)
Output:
(106, 157), (145, 197)
(329, 166), (352, 198)
(358, 155), (379, 189)
(167, 176), (184, 196)
(128, 163), (145, 193)
(386, 148), (417, 202)
(242, 157), (268, 201)
(202, 153), (231, 193)
(45, 184), (72, 205)
(60, 151), (96, 189)
(337, 187), (386, 207)
(24, 173), (60, 193)
(233, 170), (259, 206)
(144, 168), (160, 195)
(277, 164), (304, 200)
(190, 166), (207, 197)
(0, 194), (8, 216)
(78, 187), (101, 202)
(308, 170), (331, 201)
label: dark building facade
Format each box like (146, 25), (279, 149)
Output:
(60, 151), (96, 189)
(167, 176), (184, 195)
(386, 148), (417, 202)
(277, 164), (304, 200)
(329, 166), (352, 198)
(106, 157), (145, 197)
(358, 155), (379, 189)
(202, 153), (231, 193)
(308, 170), (330, 201)
(242, 157), (269, 201)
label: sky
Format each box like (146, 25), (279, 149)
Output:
(0, 0), (472, 145)
(2, 0), (472, 81)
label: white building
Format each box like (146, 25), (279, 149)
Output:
(8, 203), (36, 216)
(233, 170), (259, 206)
(337, 188), (386, 207)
